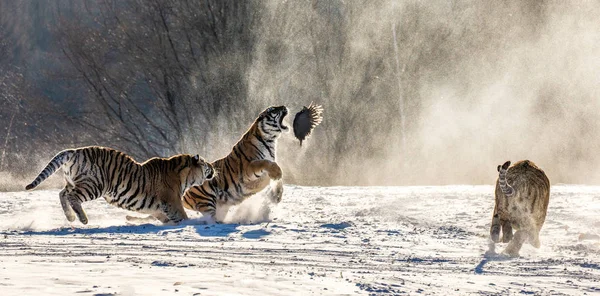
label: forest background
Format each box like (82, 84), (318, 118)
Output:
(1, 1), (598, 189)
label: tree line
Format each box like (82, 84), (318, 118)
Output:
(5, 1), (595, 188)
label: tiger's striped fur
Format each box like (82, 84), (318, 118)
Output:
(182, 106), (288, 223)
(490, 160), (550, 257)
(26, 146), (214, 224)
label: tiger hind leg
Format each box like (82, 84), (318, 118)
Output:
(214, 203), (232, 223)
(182, 190), (218, 223)
(502, 229), (528, 257)
(65, 190), (90, 225)
(490, 214), (501, 243)
(59, 188), (76, 222)
(197, 205), (220, 224)
(529, 229), (541, 248)
(501, 220), (513, 243)
(188, 199), (218, 223)
(201, 208), (219, 224)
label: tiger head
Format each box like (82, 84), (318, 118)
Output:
(255, 106), (289, 137)
(182, 154), (215, 189)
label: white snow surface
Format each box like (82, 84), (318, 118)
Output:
(0, 185), (599, 295)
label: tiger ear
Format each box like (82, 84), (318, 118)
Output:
(192, 154), (199, 164)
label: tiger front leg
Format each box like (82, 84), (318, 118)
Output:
(249, 160), (282, 180)
(192, 200), (219, 224)
(266, 179), (283, 204)
(182, 188), (220, 224)
(490, 212), (501, 243)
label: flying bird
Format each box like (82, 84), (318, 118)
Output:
(293, 102), (323, 146)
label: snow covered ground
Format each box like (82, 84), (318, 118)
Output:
(0, 185), (599, 295)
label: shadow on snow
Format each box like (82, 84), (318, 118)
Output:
(9, 223), (243, 237)
(241, 228), (271, 239)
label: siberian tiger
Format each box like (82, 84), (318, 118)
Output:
(25, 146), (214, 224)
(490, 160), (550, 257)
(182, 106), (288, 223)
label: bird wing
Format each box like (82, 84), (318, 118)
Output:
(293, 102), (324, 144)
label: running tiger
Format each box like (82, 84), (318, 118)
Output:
(25, 146), (214, 224)
(490, 160), (550, 257)
(182, 106), (288, 223)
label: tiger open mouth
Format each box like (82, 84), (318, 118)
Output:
(279, 108), (289, 131)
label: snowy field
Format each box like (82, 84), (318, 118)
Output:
(0, 185), (599, 295)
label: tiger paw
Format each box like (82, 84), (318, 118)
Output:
(268, 162), (283, 180)
(502, 232), (513, 243)
(267, 184), (283, 204)
(64, 212), (77, 222)
(501, 247), (520, 258)
(490, 226), (501, 243)
(530, 237), (541, 248)
(490, 232), (500, 243)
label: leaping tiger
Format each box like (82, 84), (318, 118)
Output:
(25, 146), (214, 224)
(182, 106), (288, 223)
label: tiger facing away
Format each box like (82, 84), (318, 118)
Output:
(490, 160), (550, 257)
(25, 146), (214, 224)
(182, 106), (288, 223)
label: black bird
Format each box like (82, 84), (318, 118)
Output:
(293, 102), (323, 146)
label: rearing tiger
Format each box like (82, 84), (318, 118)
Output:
(25, 146), (214, 224)
(182, 106), (288, 223)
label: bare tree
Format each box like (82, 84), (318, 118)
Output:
(53, 0), (260, 160)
